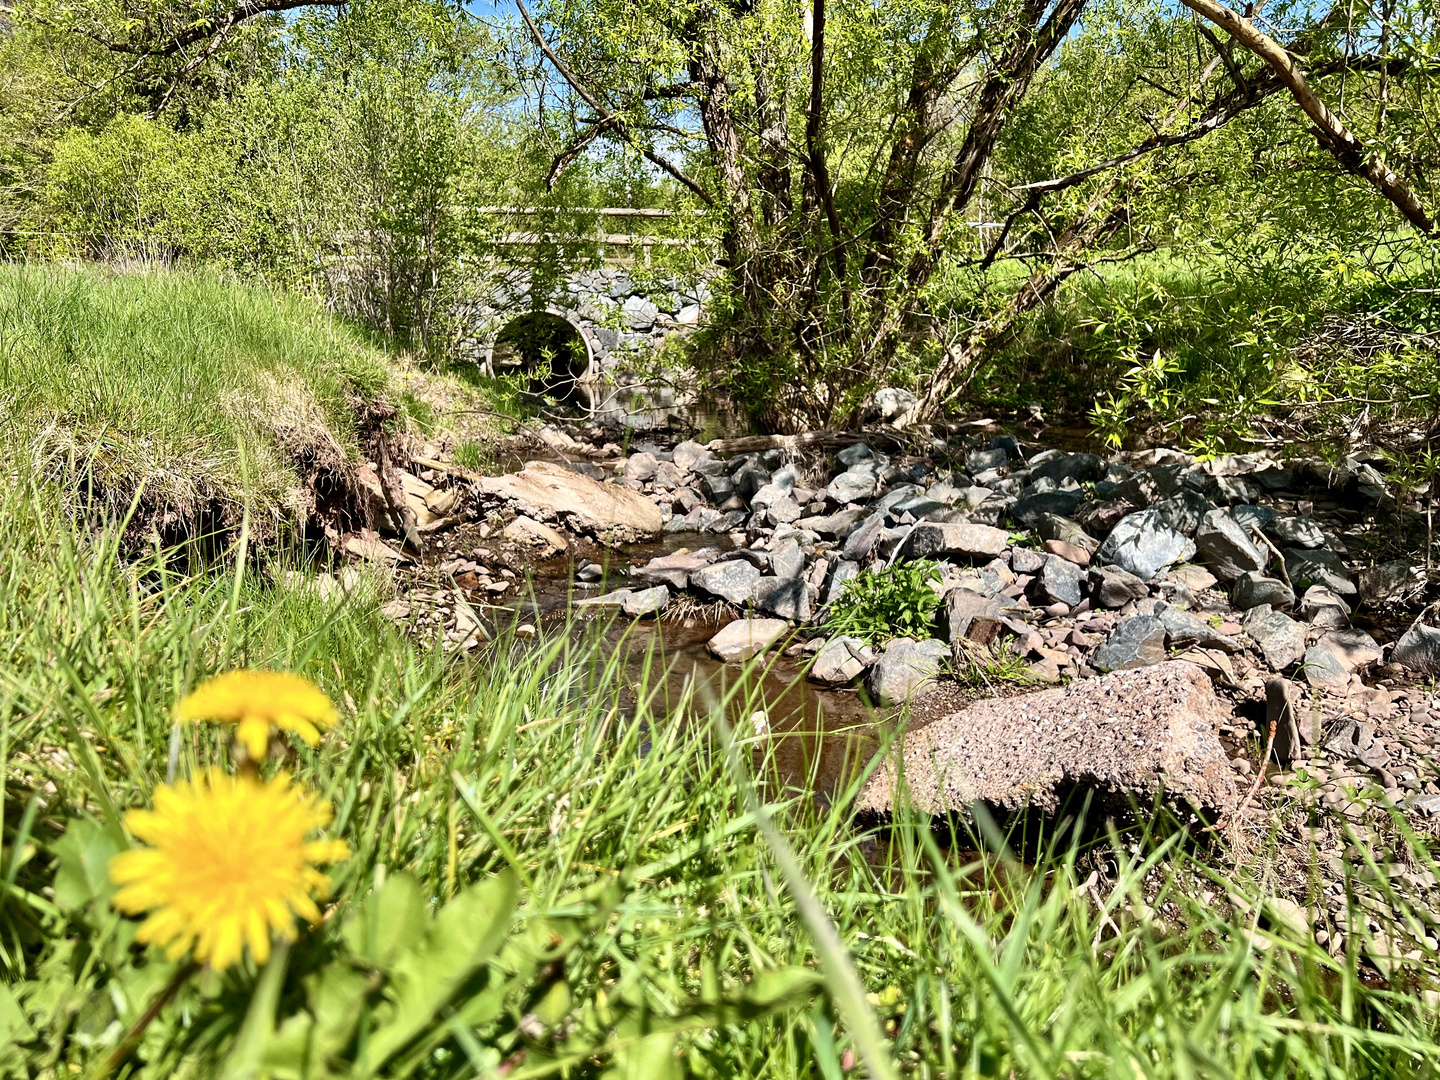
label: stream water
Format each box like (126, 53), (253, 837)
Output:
(495, 527), (885, 800)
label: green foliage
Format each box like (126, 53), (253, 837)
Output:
(826, 560), (943, 644)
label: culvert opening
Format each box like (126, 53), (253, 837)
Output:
(491, 311), (591, 409)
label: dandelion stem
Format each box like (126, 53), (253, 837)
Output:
(93, 960), (198, 1080)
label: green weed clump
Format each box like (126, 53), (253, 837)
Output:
(827, 560), (943, 643)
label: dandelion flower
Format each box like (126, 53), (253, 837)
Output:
(109, 769), (351, 970)
(177, 670), (338, 760)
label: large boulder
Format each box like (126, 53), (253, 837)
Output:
(900, 522), (1010, 560)
(809, 636), (876, 684)
(707, 618), (791, 662)
(1194, 509), (1267, 581)
(691, 560), (762, 605)
(480, 461), (663, 544)
(1095, 509), (1196, 580)
(1091, 616), (1167, 672)
(866, 638), (950, 705)
(1245, 608), (1305, 671)
(857, 661), (1237, 817)
(1284, 548), (1356, 596)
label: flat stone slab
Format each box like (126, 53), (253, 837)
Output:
(480, 461), (663, 544)
(707, 618), (791, 663)
(857, 661), (1237, 818)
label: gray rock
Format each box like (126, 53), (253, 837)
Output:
(770, 541), (806, 581)
(1091, 616), (1168, 671)
(750, 481), (791, 507)
(969, 495), (1015, 526)
(1035, 514), (1098, 553)
(900, 522), (1010, 560)
(1193, 509), (1267, 581)
(1095, 509), (1196, 580)
(801, 507), (868, 539)
(1115, 465), (1185, 508)
(1326, 720), (1388, 769)
(1011, 547), (1047, 575)
(967, 447), (1009, 473)
(754, 576), (811, 621)
(874, 387), (918, 422)
(1315, 628), (1382, 671)
(733, 461), (771, 500)
(623, 452), (659, 482)
(1359, 560), (1413, 606)
(1088, 565), (1150, 608)
(707, 618), (791, 662)
(837, 442), (876, 467)
(1232, 505), (1275, 534)
(1037, 556), (1084, 607)
(671, 440), (707, 473)
(575, 586), (667, 618)
(1232, 571), (1294, 610)
(1245, 609), (1305, 671)
(1300, 645), (1350, 690)
(1011, 490), (1086, 527)
(1392, 622), (1440, 674)
(866, 638), (951, 705)
(1270, 515), (1326, 549)
(700, 472), (735, 503)
(1297, 585), (1350, 628)
(857, 662), (1238, 816)
(1284, 548), (1355, 596)
(1154, 491), (1215, 537)
(1155, 603), (1239, 652)
(943, 588), (1003, 644)
(766, 497), (803, 525)
(824, 560), (860, 605)
(827, 467), (880, 504)
(810, 636), (875, 684)
(842, 514), (887, 561)
(691, 560), (762, 605)
(631, 548), (720, 589)
(1030, 452), (1103, 485)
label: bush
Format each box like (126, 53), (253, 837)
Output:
(826, 559), (943, 643)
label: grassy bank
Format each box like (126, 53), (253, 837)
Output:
(2, 481), (1439, 1076)
(3, 266), (1440, 1077)
(0, 263), (398, 527)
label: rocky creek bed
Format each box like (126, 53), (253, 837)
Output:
(320, 418), (1440, 978)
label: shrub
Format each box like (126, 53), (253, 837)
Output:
(826, 559), (943, 643)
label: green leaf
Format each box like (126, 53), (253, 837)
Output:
(602, 1032), (679, 1080)
(341, 871), (429, 971)
(355, 870), (519, 1077)
(0, 983), (36, 1044)
(51, 818), (122, 912)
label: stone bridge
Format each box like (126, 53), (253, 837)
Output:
(458, 211), (712, 427)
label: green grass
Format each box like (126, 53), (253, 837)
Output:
(4, 472), (1440, 1077)
(0, 263), (395, 526)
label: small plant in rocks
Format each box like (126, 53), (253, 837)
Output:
(827, 559), (943, 643)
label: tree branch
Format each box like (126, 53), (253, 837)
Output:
(515, 0), (715, 206)
(1179, 0), (1435, 234)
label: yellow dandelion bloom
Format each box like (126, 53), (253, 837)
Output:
(177, 670), (338, 761)
(109, 769), (351, 971)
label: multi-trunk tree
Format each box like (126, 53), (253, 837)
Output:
(518, 0), (1437, 429)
